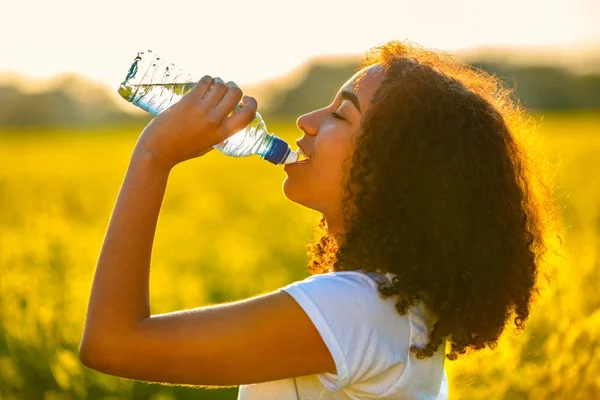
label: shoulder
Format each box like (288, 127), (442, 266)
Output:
(279, 270), (403, 328)
(281, 271), (384, 303)
(279, 270), (430, 390)
(283, 270), (385, 289)
(281, 270), (438, 344)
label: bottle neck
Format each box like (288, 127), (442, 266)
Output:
(263, 135), (292, 165)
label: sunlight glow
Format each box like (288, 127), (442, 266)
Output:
(1, 0), (598, 88)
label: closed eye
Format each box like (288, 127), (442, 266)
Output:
(331, 111), (345, 121)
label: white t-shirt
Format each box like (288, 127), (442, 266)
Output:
(237, 270), (448, 400)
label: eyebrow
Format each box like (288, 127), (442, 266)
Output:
(341, 90), (362, 113)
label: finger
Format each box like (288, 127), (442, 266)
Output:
(222, 95), (257, 135)
(189, 75), (213, 99)
(214, 81), (243, 118)
(203, 77), (228, 107)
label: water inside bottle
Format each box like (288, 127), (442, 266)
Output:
(120, 81), (277, 155)
(118, 83), (197, 115)
(117, 51), (299, 164)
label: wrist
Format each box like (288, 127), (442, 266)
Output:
(131, 146), (175, 175)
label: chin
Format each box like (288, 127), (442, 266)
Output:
(282, 177), (317, 211)
(282, 176), (302, 204)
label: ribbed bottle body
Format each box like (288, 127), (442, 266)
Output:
(117, 50), (298, 165)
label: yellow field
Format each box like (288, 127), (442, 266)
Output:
(1, 112), (599, 399)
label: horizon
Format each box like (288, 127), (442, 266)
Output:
(2, 42), (599, 116)
(2, 0), (599, 92)
(1, 42), (599, 92)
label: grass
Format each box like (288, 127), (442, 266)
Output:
(0, 112), (599, 399)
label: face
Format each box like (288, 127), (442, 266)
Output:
(283, 64), (384, 235)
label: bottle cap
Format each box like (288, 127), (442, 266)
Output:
(264, 136), (295, 165)
(283, 149), (299, 164)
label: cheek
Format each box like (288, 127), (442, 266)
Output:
(306, 135), (353, 198)
(318, 130), (354, 175)
(282, 129), (354, 207)
(315, 142), (348, 186)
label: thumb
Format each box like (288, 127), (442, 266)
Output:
(222, 96), (258, 137)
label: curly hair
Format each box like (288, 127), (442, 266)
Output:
(305, 40), (565, 361)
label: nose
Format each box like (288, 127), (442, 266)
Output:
(296, 111), (318, 136)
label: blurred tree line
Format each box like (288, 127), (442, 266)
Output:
(0, 58), (599, 129)
(260, 58), (600, 119)
(0, 75), (142, 128)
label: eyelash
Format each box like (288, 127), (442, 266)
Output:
(331, 111), (345, 121)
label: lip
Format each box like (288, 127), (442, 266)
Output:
(295, 141), (313, 159)
(284, 158), (310, 170)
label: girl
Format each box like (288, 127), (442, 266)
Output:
(80, 40), (563, 399)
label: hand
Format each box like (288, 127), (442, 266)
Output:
(133, 75), (258, 170)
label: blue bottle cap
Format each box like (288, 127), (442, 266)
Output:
(264, 136), (291, 165)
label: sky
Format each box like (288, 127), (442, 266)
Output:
(2, 0), (599, 90)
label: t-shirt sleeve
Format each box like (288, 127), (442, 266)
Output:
(279, 271), (394, 391)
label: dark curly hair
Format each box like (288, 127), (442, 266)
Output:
(305, 40), (565, 361)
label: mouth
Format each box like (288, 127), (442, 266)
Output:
(294, 147), (311, 164)
(284, 148), (310, 169)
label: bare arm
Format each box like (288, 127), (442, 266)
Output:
(79, 149), (168, 349)
(78, 77), (336, 386)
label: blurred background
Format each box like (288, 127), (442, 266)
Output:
(1, 0), (599, 399)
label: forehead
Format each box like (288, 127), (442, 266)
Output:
(340, 64), (384, 112)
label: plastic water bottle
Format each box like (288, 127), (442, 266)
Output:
(117, 50), (299, 165)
